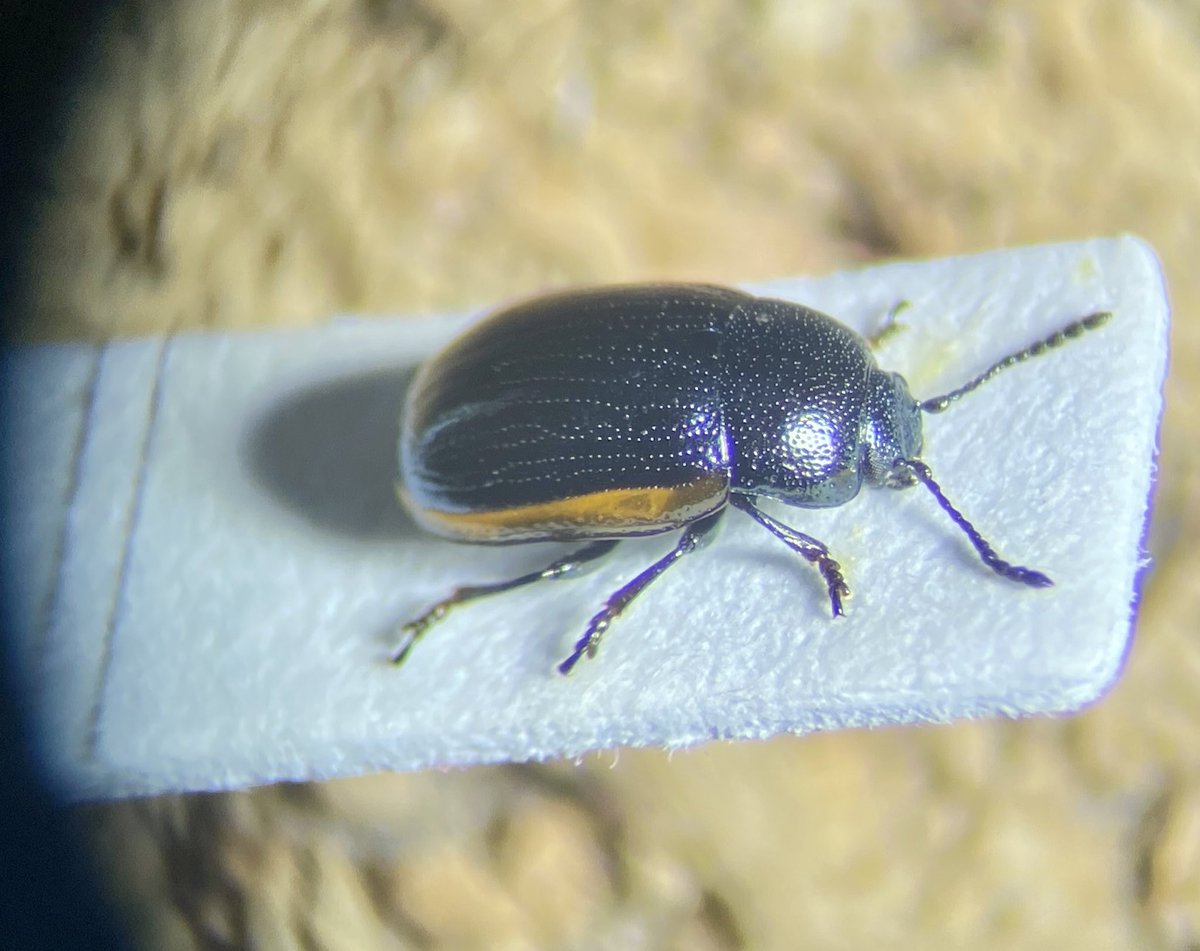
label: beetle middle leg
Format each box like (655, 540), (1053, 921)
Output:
(728, 494), (851, 617)
(557, 509), (726, 676)
(390, 540), (619, 666)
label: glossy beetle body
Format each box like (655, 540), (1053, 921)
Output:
(401, 285), (920, 542)
(395, 283), (1109, 674)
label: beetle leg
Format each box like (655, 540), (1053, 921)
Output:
(728, 494), (851, 617)
(557, 509), (726, 675)
(390, 540), (619, 666)
(865, 299), (910, 349)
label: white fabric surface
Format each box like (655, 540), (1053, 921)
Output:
(0, 237), (1168, 800)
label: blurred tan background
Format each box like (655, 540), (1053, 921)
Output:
(18, 0), (1199, 948)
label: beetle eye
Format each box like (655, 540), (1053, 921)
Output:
(883, 460), (919, 489)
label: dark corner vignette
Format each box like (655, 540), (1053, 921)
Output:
(0, 3), (135, 950)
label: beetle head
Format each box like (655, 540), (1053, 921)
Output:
(860, 368), (923, 488)
(857, 311), (1112, 589)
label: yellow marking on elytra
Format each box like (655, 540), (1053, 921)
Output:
(411, 474), (728, 542)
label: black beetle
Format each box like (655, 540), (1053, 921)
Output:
(391, 284), (1109, 674)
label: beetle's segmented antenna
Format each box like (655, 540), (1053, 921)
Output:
(900, 459), (1053, 588)
(919, 311), (1111, 414)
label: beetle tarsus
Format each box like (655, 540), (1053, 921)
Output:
(556, 511), (725, 675)
(389, 633), (417, 666)
(811, 552), (851, 617)
(389, 600), (455, 664)
(391, 542), (621, 667)
(825, 567), (851, 617)
(866, 300), (910, 349)
(558, 616), (609, 675)
(729, 494), (852, 618)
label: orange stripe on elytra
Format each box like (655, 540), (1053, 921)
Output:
(408, 474), (728, 542)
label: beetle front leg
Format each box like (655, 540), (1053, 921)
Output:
(865, 299), (910, 349)
(728, 494), (850, 617)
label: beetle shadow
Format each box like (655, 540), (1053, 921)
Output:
(242, 365), (422, 541)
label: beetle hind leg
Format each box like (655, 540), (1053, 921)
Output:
(729, 494), (851, 617)
(558, 509), (726, 676)
(390, 540), (619, 666)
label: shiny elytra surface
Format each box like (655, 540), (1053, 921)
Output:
(400, 284), (884, 542)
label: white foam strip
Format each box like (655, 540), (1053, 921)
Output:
(1, 344), (99, 677)
(41, 340), (167, 794)
(0, 237), (1168, 800)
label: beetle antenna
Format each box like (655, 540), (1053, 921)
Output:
(919, 311), (1111, 414)
(899, 459), (1053, 588)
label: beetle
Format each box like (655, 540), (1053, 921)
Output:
(390, 283), (1110, 674)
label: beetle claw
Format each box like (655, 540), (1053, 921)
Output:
(829, 582), (851, 618)
(819, 559), (851, 618)
(389, 617), (429, 665)
(559, 614), (609, 675)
